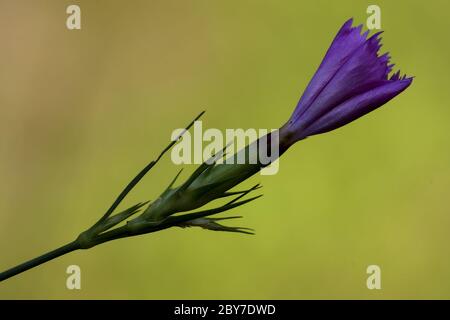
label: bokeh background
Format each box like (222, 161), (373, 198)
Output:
(0, 0), (449, 299)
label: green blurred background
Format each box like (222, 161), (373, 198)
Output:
(0, 0), (449, 299)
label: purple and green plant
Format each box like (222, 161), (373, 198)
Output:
(0, 19), (412, 282)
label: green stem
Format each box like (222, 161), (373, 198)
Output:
(0, 240), (81, 282)
(0, 225), (158, 282)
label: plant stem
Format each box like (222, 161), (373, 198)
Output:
(0, 240), (80, 282)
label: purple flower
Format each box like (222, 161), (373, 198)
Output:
(280, 18), (413, 148)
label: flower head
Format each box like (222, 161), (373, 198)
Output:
(280, 18), (413, 148)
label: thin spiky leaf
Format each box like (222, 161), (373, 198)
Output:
(164, 169), (183, 192)
(178, 217), (254, 235)
(225, 184), (261, 206)
(209, 216), (243, 221)
(165, 195), (262, 225)
(92, 111), (204, 228)
(96, 201), (150, 233)
(217, 184), (262, 198)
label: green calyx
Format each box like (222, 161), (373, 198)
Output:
(74, 111), (264, 250)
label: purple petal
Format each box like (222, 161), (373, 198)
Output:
(282, 19), (413, 144)
(301, 78), (413, 137)
(290, 19), (368, 124)
(295, 32), (389, 130)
